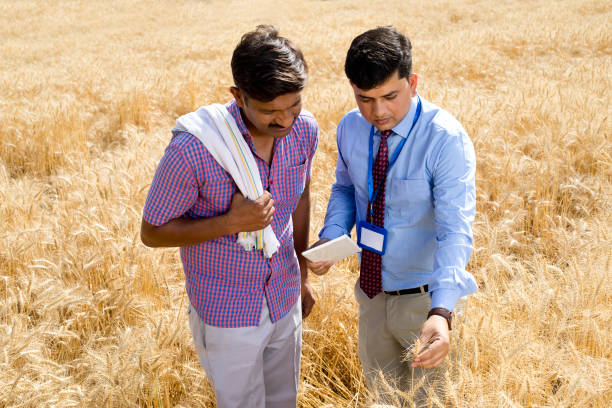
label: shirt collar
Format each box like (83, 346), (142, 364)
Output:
(386, 94), (419, 139)
(226, 99), (275, 160)
(226, 99), (251, 139)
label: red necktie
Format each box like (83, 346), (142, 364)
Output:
(360, 129), (391, 298)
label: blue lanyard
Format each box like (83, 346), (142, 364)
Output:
(367, 97), (422, 215)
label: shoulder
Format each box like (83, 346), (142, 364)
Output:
(164, 130), (218, 175)
(419, 98), (475, 167)
(169, 130), (200, 149)
(337, 108), (370, 145)
(292, 109), (319, 158)
(168, 130), (206, 158)
(294, 109), (319, 137)
(421, 98), (468, 143)
(338, 108), (367, 129)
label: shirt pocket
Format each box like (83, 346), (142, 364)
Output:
(277, 162), (307, 207)
(387, 178), (433, 225)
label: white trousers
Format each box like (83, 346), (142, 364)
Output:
(188, 297), (302, 408)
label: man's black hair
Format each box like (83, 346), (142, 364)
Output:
(345, 26), (412, 90)
(231, 25), (307, 102)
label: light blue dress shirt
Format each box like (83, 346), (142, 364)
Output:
(319, 95), (478, 311)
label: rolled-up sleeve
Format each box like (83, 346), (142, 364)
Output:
(429, 128), (478, 311)
(319, 120), (357, 240)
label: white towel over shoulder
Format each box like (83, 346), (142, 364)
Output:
(175, 104), (280, 258)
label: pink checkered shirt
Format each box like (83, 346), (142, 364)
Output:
(143, 100), (318, 327)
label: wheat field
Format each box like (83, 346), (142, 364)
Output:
(1, 0), (610, 406)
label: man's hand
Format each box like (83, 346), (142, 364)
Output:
(226, 191), (274, 233)
(411, 315), (450, 369)
(301, 279), (315, 318)
(305, 238), (334, 275)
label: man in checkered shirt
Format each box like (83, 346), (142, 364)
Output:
(140, 26), (318, 408)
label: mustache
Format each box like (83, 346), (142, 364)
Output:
(268, 120), (295, 130)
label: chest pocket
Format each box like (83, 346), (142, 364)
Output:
(387, 178), (433, 225)
(277, 162), (307, 208)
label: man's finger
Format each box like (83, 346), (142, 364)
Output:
(308, 266), (324, 275)
(302, 299), (314, 318)
(266, 204), (275, 218)
(256, 191), (272, 204)
(416, 336), (438, 354)
(417, 352), (445, 369)
(264, 206), (275, 224)
(308, 261), (333, 271)
(412, 338), (448, 368)
(416, 344), (442, 363)
(263, 196), (274, 209)
(311, 265), (331, 275)
(259, 198), (274, 220)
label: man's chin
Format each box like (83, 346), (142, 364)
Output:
(267, 127), (293, 138)
(373, 118), (394, 130)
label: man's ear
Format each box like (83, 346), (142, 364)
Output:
(409, 74), (418, 97)
(230, 86), (245, 108)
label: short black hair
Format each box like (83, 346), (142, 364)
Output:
(231, 25), (308, 102)
(345, 26), (412, 90)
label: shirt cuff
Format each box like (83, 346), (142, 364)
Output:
(430, 288), (462, 312)
(318, 224), (347, 241)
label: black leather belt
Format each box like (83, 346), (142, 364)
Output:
(384, 285), (428, 295)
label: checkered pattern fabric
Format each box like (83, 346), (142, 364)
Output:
(143, 100), (318, 327)
(359, 129), (391, 298)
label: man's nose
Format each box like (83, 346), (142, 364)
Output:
(371, 100), (385, 117)
(275, 109), (294, 128)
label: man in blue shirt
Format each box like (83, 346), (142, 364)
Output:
(308, 26), (478, 401)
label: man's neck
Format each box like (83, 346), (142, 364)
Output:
(241, 111), (276, 164)
(250, 131), (275, 165)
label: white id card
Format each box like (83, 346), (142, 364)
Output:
(357, 221), (388, 255)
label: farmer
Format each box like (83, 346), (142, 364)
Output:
(308, 26), (477, 404)
(140, 25), (318, 408)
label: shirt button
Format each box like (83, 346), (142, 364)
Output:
(269, 180), (274, 185)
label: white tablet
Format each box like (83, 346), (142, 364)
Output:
(301, 235), (361, 263)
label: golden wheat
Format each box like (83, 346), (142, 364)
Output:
(1, 0), (610, 406)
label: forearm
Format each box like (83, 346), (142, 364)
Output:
(319, 126), (357, 240)
(292, 184), (310, 281)
(140, 214), (236, 248)
(318, 183), (356, 240)
(429, 234), (476, 310)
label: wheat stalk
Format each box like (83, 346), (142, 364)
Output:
(1, 0), (610, 406)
